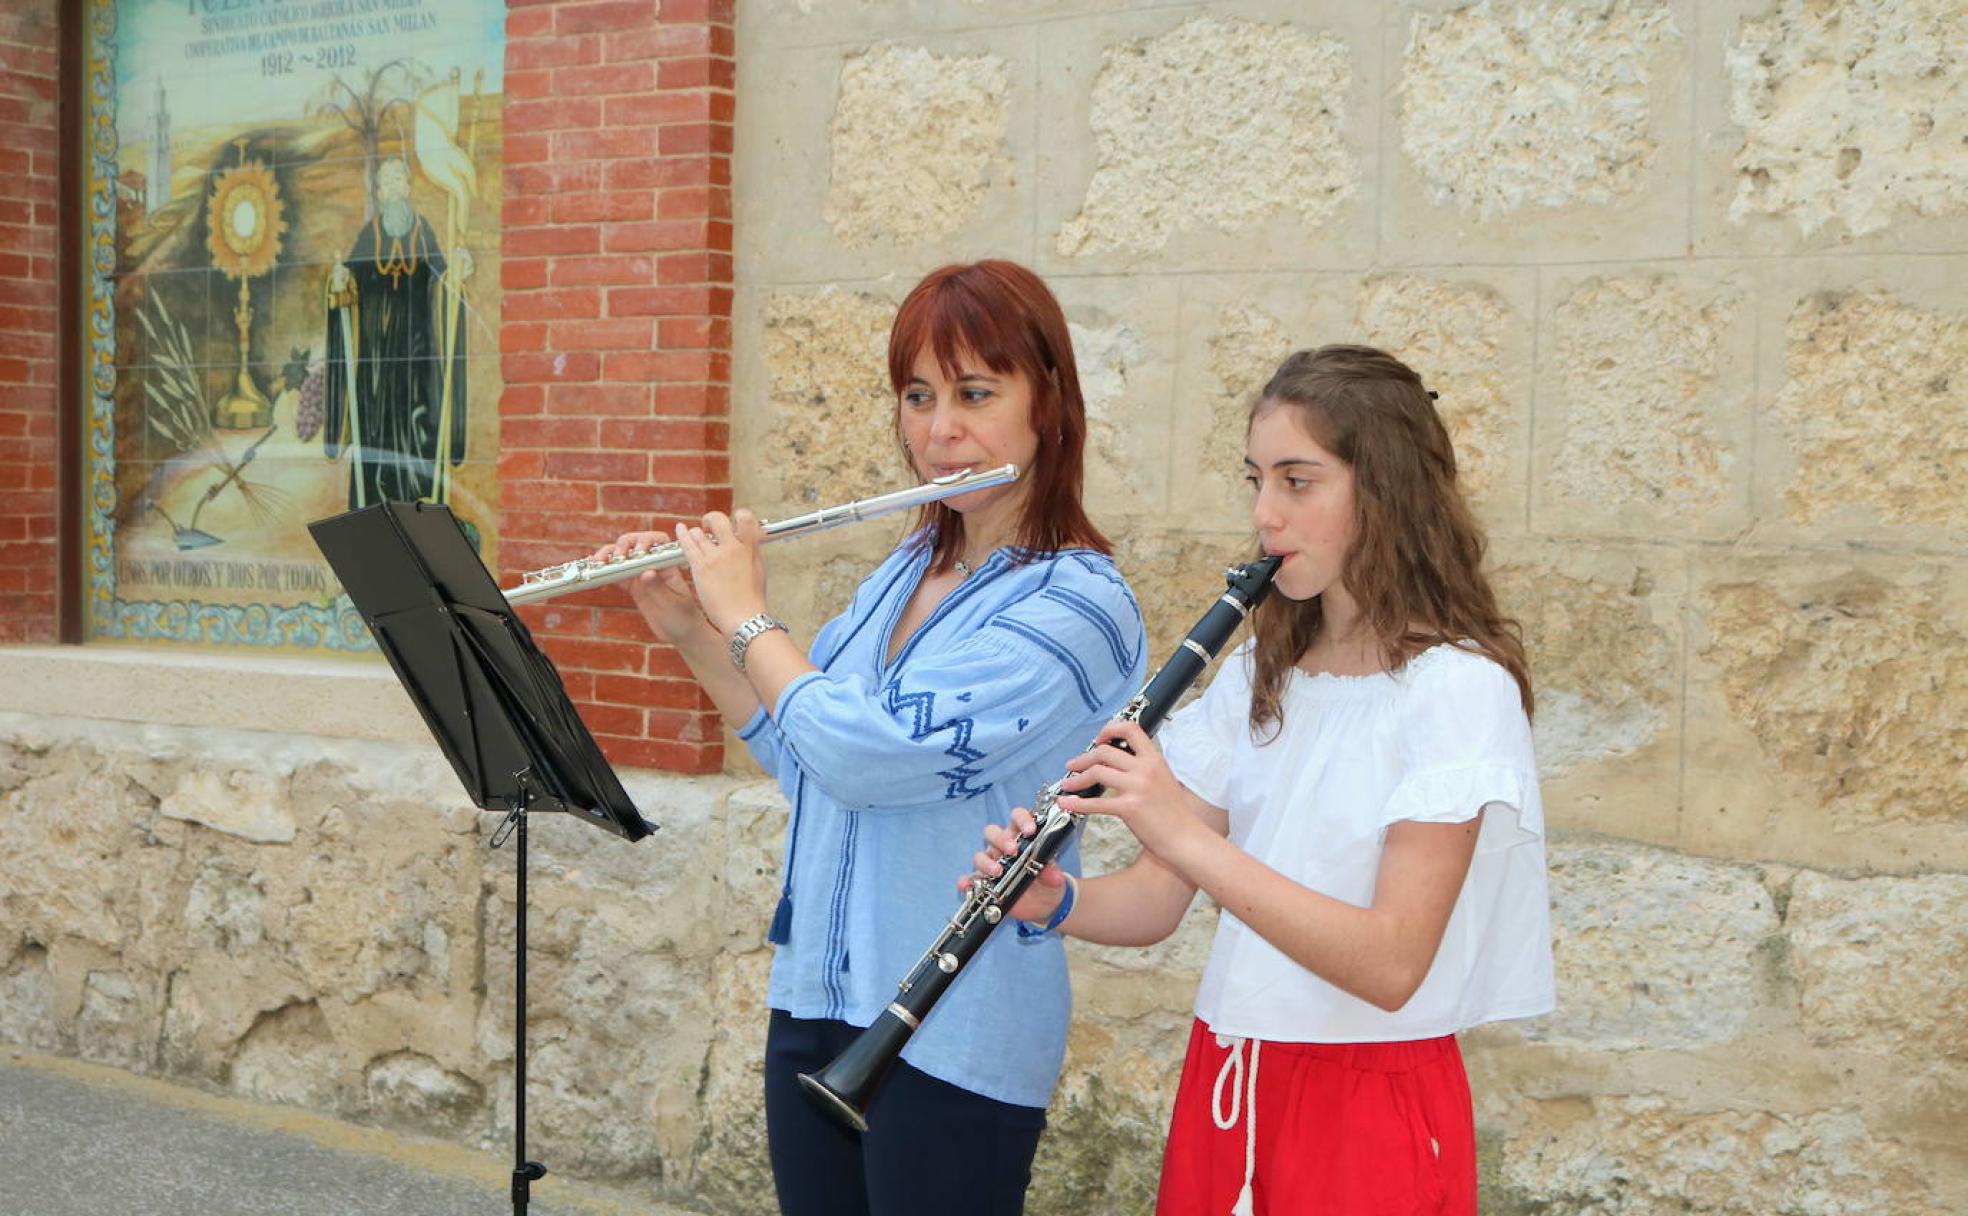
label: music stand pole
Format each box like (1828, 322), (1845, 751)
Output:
(492, 771), (550, 1215)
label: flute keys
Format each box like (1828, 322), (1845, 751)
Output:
(937, 953), (959, 974)
(983, 905), (1002, 925)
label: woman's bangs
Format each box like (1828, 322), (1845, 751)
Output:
(889, 272), (1040, 391)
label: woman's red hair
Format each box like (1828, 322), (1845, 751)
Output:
(887, 260), (1110, 570)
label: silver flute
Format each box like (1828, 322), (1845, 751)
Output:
(504, 464), (1020, 606)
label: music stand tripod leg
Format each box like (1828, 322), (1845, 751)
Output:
(491, 770), (550, 1215)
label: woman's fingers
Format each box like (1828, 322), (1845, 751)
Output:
(674, 521), (705, 558)
(600, 530), (658, 561)
(637, 565), (694, 599)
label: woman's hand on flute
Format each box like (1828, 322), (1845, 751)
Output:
(676, 509), (769, 635)
(960, 805), (1068, 923)
(597, 529), (708, 645)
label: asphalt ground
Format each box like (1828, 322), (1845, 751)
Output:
(0, 1049), (711, 1216)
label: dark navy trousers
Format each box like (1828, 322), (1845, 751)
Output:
(763, 1010), (1049, 1216)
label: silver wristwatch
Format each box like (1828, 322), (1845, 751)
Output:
(727, 613), (789, 672)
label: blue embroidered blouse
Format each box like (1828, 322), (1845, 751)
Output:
(737, 536), (1146, 1109)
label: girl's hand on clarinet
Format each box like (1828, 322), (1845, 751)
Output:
(600, 529), (707, 644)
(1058, 719), (1207, 861)
(677, 509), (769, 635)
(957, 806), (1066, 923)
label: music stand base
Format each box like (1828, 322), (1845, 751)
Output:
(512, 1161), (548, 1212)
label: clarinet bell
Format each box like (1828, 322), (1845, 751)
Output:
(797, 1004), (918, 1132)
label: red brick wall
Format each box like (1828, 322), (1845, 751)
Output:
(498, 0), (736, 774)
(0, 0), (734, 772)
(0, 3), (59, 644)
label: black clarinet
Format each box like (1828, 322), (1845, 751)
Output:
(797, 555), (1283, 1131)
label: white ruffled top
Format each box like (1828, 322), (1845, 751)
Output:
(1159, 639), (1554, 1043)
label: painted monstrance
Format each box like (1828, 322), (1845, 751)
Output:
(206, 142), (287, 429)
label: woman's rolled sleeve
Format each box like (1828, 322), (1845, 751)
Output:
(736, 706), (788, 779)
(771, 568), (1144, 810)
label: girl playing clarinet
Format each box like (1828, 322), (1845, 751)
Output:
(974, 345), (1553, 1216)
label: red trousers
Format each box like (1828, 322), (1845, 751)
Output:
(1155, 1019), (1476, 1216)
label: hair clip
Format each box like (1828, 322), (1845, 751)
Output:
(1426, 390), (1439, 400)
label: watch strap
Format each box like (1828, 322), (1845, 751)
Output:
(728, 613), (788, 672)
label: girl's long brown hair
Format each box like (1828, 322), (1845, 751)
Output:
(887, 260), (1111, 571)
(1246, 345), (1532, 736)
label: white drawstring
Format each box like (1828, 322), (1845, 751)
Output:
(1210, 1033), (1262, 1216)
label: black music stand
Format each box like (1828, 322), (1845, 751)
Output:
(309, 500), (655, 1216)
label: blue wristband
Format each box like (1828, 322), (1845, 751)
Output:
(1017, 873), (1078, 938)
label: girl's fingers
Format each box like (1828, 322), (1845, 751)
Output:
(1060, 791), (1123, 814)
(1086, 742), (1137, 768)
(1060, 767), (1114, 793)
(1068, 741), (1133, 773)
(1011, 806), (1038, 835)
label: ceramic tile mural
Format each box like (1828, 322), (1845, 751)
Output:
(83, 0), (505, 651)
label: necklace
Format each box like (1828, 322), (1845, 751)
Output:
(954, 558), (972, 577)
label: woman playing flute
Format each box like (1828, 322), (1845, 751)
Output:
(597, 260), (1145, 1216)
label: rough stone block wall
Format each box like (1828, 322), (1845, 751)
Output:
(727, 2), (1968, 1213)
(500, 0), (736, 774)
(0, 2), (59, 644)
(0, 715), (771, 1203)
